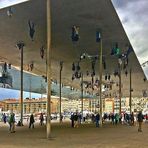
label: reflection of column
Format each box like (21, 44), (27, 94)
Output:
(46, 0), (52, 139)
(91, 99), (93, 112)
(29, 76), (31, 113)
(59, 61), (63, 123)
(99, 38), (103, 127)
(81, 73), (84, 118)
(29, 75), (32, 99)
(129, 68), (132, 114)
(119, 64), (122, 114)
(91, 75), (95, 113)
(94, 98), (96, 113)
(40, 79), (43, 99)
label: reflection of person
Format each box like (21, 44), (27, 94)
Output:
(29, 114), (35, 129)
(28, 20), (35, 41)
(137, 111), (144, 132)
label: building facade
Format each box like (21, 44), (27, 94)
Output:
(0, 97), (59, 114)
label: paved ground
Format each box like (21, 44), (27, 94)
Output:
(0, 121), (148, 148)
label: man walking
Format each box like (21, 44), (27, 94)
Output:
(29, 113), (35, 129)
(137, 111), (144, 132)
(95, 113), (100, 127)
(8, 112), (15, 133)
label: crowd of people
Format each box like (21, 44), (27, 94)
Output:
(0, 111), (148, 133)
(69, 111), (148, 132)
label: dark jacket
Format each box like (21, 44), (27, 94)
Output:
(137, 112), (144, 122)
(95, 113), (100, 121)
(30, 114), (35, 123)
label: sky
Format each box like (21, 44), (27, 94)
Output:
(0, 87), (46, 100)
(112, 0), (148, 79)
(0, 0), (29, 9)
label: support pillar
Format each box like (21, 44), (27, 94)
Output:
(20, 46), (23, 126)
(46, 0), (52, 139)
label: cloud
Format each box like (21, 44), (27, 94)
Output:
(112, 0), (148, 78)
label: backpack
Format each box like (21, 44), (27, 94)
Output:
(9, 114), (15, 123)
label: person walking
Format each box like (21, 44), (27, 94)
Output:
(3, 113), (7, 124)
(111, 113), (115, 125)
(39, 113), (44, 126)
(8, 112), (15, 133)
(74, 112), (78, 128)
(29, 113), (35, 129)
(95, 113), (100, 127)
(145, 114), (148, 123)
(131, 112), (135, 126)
(70, 113), (74, 128)
(137, 111), (144, 132)
(115, 113), (119, 125)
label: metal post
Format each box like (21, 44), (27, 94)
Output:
(91, 98), (93, 112)
(81, 72), (84, 120)
(99, 39), (103, 127)
(41, 79), (43, 99)
(46, 0), (52, 139)
(20, 47), (23, 126)
(59, 61), (63, 123)
(29, 75), (31, 113)
(91, 76), (93, 113)
(119, 64), (122, 114)
(91, 76), (95, 113)
(129, 68), (132, 114)
(29, 75), (31, 99)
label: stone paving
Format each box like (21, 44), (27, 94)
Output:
(0, 121), (148, 148)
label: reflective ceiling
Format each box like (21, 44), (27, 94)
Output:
(0, 0), (148, 98)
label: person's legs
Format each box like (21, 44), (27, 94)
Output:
(139, 122), (142, 131)
(138, 122), (142, 132)
(9, 123), (12, 132)
(96, 120), (99, 127)
(32, 123), (34, 128)
(76, 121), (79, 128)
(74, 121), (76, 128)
(29, 122), (31, 128)
(11, 123), (15, 132)
(72, 120), (74, 128)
